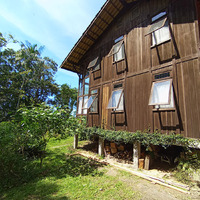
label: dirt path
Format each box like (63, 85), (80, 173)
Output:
(105, 167), (198, 200)
(74, 150), (200, 200)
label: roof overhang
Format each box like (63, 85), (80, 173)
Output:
(60, 0), (138, 74)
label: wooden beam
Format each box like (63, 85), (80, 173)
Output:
(94, 22), (104, 32)
(77, 45), (88, 52)
(104, 8), (115, 19)
(110, 1), (120, 12)
(89, 29), (99, 38)
(74, 134), (78, 149)
(74, 51), (84, 56)
(67, 59), (78, 66)
(99, 16), (109, 25)
(119, 0), (128, 7)
(85, 34), (96, 42)
(80, 40), (91, 47)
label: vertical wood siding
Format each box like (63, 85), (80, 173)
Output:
(84, 0), (200, 139)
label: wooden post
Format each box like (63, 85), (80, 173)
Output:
(133, 142), (141, 169)
(98, 136), (104, 156)
(74, 134), (78, 149)
(144, 155), (150, 170)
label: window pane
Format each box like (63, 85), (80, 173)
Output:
(83, 96), (88, 114)
(88, 57), (99, 69)
(115, 93), (124, 111)
(113, 41), (122, 54)
(88, 95), (96, 108)
(90, 97), (98, 113)
(84, 84), (89, 95)
(114, 35), (123, 43)
(149, 80), (171, 105)
(79, 80), (83, 96)
(152, 20), (170, 45)
(114, 43), (125, 62)
(91, 89), (98, 94)
(85, 77), (89, 84)
(78, 97), (83, 114)
(93, 59), (100, 71)
(159, 87), (174, 108)
(108, 89), (123, 108)
(152, 12), (166, 22)
(148, 18), (167, 34)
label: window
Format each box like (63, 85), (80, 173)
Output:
(84, 77), (89, 95)
(108, 36), (125, 62)
(83, 96), (88, 114)
(79, 80), (83, 96)
(149, 79), (174, 109)
(146, 11), (171, 46)
(77, 71), (90, 115)
(78, 97), (83, 114)
(83, 89), (98, 113)
(107, 84), (124, 111)
(87, 57), (100, 72)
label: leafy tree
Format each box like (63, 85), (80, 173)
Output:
(0, 33), (58, 121)
(53, 84), (77, 114)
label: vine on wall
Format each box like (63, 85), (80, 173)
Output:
(80, 127), (200, 148)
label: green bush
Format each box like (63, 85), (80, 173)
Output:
(0, 104), (76, 190)
(174, 150), (200, 185)
(0, 121), (35, 190)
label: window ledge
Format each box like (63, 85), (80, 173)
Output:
(152, 108), (175, 112)
(111, 110), (124, 114)
(112, 58), (125, 64)
(89, 112), (98, 114)
(151, 38), (171, 48)
(92, 69), (101, 73)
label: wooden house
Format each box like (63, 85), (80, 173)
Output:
(61, 0), (200, 140)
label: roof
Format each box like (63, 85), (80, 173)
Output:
(60, 0), (138, 74)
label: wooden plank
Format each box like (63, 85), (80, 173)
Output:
(101, 85), (110, 129)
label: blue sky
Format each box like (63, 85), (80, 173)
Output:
(0, 0), (105, 88)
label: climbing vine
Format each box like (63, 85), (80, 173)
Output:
(80, 127), (199, 148)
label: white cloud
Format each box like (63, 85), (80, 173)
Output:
(34, 0), (95, 38)
(0, 0), (105, 84)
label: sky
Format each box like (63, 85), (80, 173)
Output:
(0, 0), (105, 88)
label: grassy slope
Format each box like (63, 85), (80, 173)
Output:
(1, 137), (141, 200)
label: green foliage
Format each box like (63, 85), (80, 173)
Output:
(14, 104), (71, 157)
(0, 104), (73, 190)
(1, 137), (140, 200)
(0, 33), (58, 121)
(52, 83), (78, 114)
(0, 121), (36, 190)
(82, 127), (198, 148)
(174, 150), (200, 185)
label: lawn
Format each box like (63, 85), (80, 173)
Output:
(0, 137), (141, 200)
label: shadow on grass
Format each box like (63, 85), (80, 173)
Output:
(42, 150), (106, 178)
(1, 149), (106, 199)
(80, 140), (98, 154)
(1, 181), (70, 200)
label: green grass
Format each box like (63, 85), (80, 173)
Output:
(0, 137), (141, 200)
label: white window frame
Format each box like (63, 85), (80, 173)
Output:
(107, 87), (124, 111)
(77, 97), (83, 114)
(87, 57), (100, 72)
(108, 36), (125, 62)
(146, 11), (171, 46)
(149, 79), (174, 109)
(83, 89), (98, 113)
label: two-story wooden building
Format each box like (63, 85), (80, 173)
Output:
(61, 0), (200, 141)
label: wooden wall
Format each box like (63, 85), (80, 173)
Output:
(79, 0), (200, 139)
